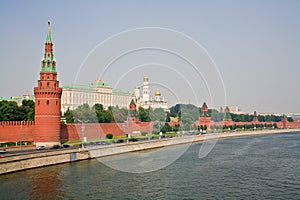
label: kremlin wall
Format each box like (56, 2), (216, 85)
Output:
(1, 22), (300, 147)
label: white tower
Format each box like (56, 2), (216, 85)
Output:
(142, 76), (150, 102)
(134, 86), (140, 99)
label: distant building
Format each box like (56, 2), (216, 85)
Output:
(134, 76), (168, 111)
(0, 93), (35, 106)
(61, 78), (134, 114)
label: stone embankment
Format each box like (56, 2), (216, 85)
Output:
(0, 129), (299, 174)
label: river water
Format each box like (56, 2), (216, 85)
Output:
(0, 132), (299, 199)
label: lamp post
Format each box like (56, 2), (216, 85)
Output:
(20, 120), (25, 151)
(76, 119), (87, 148)
(20, 121), (22, 151)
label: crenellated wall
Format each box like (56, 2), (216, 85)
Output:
(0, 121), (35, 142)
(60, 122), (154, 142)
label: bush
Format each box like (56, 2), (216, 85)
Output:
(141, 132), (148, 136)
(106, 133), (113, 139)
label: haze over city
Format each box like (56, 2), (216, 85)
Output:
(0, 0), (299, 114)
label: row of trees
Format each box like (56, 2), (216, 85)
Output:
(0, 100), (293, 125)
(0, 100), (34, 121)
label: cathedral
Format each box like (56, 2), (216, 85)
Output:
(134, 76), (168, 111)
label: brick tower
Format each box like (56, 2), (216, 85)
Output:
(199, 102), (211, 130)
(34, 21), (62, 147)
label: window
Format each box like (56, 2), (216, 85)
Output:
(56, 101), (58, 105)
(47, 100), (49, 105)
(47, 82), (50, 87)
(38, 100), (40, 105)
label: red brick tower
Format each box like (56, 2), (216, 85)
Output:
(223, 106), (233, 127)
(34, 21), (62, 147)
(253, 111), (259, 124)
(199, 102), (211, 130)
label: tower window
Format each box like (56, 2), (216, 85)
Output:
(56, 101), (58, 105)
(47, 100), (49, 105)
(38, 100), (40, 105)
(47, 82), (50, 87)
(47, 76), (50, 80)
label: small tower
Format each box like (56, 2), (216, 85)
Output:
(223, 106), (233, 126)
(134, 86), (140, 99)
(155, 89), (161, 102)
(127, 99), (139, 122)
(142, 76), (150, 103)
(34, 21), (62, 147)
(253, 111), (259, 124)
(199, 102), (211, 130)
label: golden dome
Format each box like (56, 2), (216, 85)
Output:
(143, 76), (149, 82)
(155, 89), (161, 96)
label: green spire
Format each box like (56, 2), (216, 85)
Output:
(46, 21), (52, 43)
(41, 20), (56, 72)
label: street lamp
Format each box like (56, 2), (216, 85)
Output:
(76, 119), (88, 148)
(20, 120), (25, 151)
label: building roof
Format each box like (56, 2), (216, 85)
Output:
(62, 85), (95, 91)
(112, 89), (132, 95)
(90, 78), (109, 87)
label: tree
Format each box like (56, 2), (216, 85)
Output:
(138, 107), (150, 122)
(0, 100), (34, 121)
(149, 108), (166, 122)
(106, 133), (113, 139)
(161, 123), (172, 133)
(64, 108), (74, 123)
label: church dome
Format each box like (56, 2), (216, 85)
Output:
(155, 89), (161, 96)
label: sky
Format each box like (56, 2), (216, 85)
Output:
(0, 0), (299, 114)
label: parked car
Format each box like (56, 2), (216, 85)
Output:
(62, 144), (70, 148)
(0, 149), (8, 154)
(114, 139), (124, 143)
(51, 145), (62, 149)
(36, 146), (46, 150)
(129, 138), (138, 142)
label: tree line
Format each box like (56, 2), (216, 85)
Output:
(0, 100), (34, 121)
(0, 100), (293, 124)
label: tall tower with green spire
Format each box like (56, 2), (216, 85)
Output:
(34, 21), (62, 147)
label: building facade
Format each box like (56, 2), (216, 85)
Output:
(134, 76), (168, 111)
(61, 78), (134, 114)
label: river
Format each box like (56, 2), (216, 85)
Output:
(0, 131), (299, 199)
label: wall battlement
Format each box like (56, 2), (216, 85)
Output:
(0, 121), (34, 126)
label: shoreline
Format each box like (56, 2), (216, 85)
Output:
(0, 128), (299, 175)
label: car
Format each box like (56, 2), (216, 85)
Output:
(114, 139), (124, 143)
(97, 141), (111, 145)
(51, 145), (62, 149)
(36, 146), (46, 150)
(0, 149), (8, 154)
(128, 138), (138, 142)
(62, 144), (70, 148)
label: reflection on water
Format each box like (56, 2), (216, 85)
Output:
(0, 132), (299, 199)
(28, 166), (64, 199)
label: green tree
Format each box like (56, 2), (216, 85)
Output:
(106, 133), (113, 139)
(138, 107), (150, 122)
(64, 108), (74, 123)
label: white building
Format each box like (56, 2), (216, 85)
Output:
(61, 78), (134, 114)
(134, 76), (168, 111)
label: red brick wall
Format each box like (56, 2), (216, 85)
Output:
(61, 122), (154, 142)
(0, 121), (35, 142)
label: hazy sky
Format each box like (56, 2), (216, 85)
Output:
(0, 0), (299, 114)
